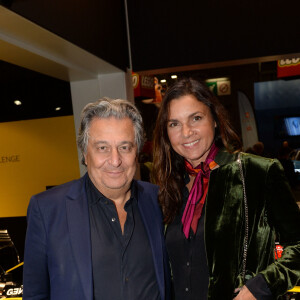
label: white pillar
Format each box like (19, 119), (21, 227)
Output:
(70, 70), (134, 176)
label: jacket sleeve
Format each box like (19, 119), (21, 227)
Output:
(259, 159), (300, 297)
(23, 196), (50, 300)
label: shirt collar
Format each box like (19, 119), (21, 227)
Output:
(86, 174), (138, 205)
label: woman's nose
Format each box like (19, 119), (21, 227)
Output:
(182, 123), (193, 137)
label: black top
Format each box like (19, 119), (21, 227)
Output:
(165, 183), (209, 300)
(86, 176), (160, 300)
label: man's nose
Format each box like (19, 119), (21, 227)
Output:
(109, 148), (122, 167)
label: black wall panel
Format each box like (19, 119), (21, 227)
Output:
(0, 60), (73, 122)
(3, 0), (129, 71)
(2, 1), (299, 73)
(127, 0), (300, 71)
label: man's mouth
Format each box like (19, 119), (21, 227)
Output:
(105, 170), (124, 175)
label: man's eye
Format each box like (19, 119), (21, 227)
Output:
(119, 145), (132, 152)
(97, 146), (108, 151)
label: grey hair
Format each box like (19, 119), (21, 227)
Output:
(77, 97), (144, 165)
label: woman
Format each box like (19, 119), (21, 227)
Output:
(153, 78), (300, 300)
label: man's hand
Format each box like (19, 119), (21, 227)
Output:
(233, 285), (256, 300)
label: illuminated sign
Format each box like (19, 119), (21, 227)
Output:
(277, 58), (300, 78)
(205, 77), (231, 96)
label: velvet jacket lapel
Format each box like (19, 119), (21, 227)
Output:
(204, 150), (245, 298)
(66, 174), (93, 300)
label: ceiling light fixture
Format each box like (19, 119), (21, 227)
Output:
(14, 100), (22, 106)
(160, 79), (166, 83)
(171, 75), (177, 79)
(205, 77), (230, 82)
(55, 107), (61, 111)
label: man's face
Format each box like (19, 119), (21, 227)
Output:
(84, 117), (137, 197)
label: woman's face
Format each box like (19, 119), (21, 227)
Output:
(167, 94), (216, 167)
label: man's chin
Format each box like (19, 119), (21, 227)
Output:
(103, 179), (130, 190)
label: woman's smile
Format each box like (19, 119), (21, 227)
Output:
(182, 139), (200, 147)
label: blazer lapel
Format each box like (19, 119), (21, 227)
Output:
(66, 175), (93, 300)
(137, 183), (165, 300)
(205, 151), (244, 297)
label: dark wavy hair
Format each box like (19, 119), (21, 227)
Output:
(152, 78), (242, 224)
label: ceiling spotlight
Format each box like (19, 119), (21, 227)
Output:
(171, 75), (177, 79)
(160, 79), (166, 83)
(55, 107), (61, 111)
(14, 100), (22, 106)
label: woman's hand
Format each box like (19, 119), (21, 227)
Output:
(233, 286), (256, 300)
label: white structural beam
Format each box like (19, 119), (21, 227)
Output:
(0, 5), (122, 82)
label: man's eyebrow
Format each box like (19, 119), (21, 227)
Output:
(93, 141), (108, 145)
(92, 141), (135, 146)
(118, 141), (135, 146)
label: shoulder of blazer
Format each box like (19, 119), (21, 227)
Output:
(135, 180), (160, 213)
(215, 149), (278, 171)
(135, 180), (159, 202)
(135, 180), (159, 194)
(239, 152), (281, 173)
(30, 174), (87, 206)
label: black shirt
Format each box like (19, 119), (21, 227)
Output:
(165, 184), (209, 300)
(86, 176), (160, 300)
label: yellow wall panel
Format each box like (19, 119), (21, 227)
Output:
(0, 116), (80, 217)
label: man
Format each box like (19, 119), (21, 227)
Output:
(23, 98), (170, 300)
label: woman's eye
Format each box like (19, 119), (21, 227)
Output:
(194, 115), (202, 121)
(169, 122), (178, 128)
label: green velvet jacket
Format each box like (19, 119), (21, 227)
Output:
(205, 150), (300, 299)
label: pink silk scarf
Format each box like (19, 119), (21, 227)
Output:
(182, 143), (219, 238)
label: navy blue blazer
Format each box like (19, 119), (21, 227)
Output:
(23, 174), (170, 300)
